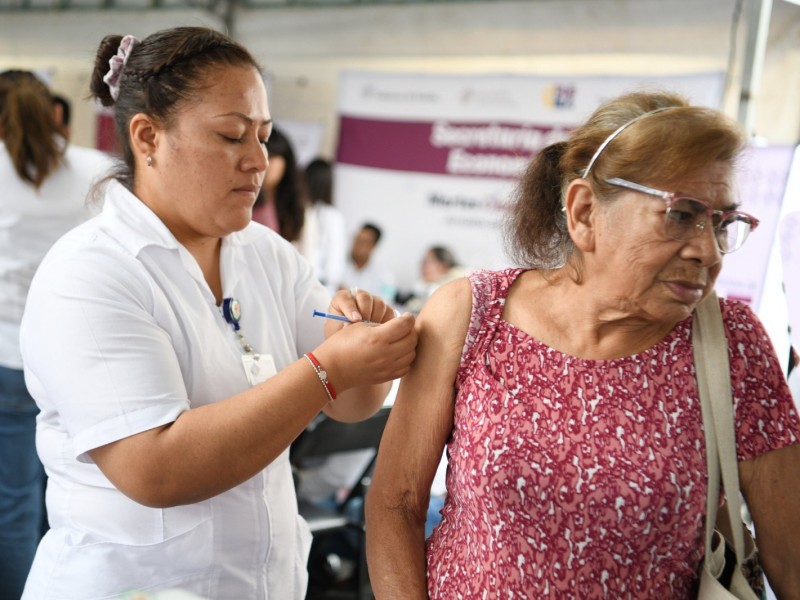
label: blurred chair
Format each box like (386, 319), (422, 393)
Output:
(291, 406), (391, 600)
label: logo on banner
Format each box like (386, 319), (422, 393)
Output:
(360, 84), (439, 104)
(459, 86), (517, 109)
(542, 84), (576, 109)
(428, 190), (509, 229)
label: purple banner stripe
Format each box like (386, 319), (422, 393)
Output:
(336, 116), (563, 179)
(337, 116), (450, 175)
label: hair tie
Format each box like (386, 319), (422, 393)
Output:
(102, 35), (140, 101)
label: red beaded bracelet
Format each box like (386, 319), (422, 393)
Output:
(304, 351), (337, 402)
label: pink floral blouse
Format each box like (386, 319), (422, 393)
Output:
(426, 268), (799, 598)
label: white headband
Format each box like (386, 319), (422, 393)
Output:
(581, 106), (676, 178)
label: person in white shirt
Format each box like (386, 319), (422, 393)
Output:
(341, 222), (397, 302)
(295, 158), (347, 296)
(18, 27), (416, 600)
(0, 69), (113, 600)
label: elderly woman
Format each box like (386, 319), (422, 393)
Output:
(366, 91), (800, 598)
(19, 27), (416, 599)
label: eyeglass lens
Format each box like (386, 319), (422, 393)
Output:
(664, 198), (753, 253)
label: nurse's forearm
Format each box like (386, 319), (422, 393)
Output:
(88, 310), (415, 508)
(322, 380), (390, 422)
(88, 357), (332, 508)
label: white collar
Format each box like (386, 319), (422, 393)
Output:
(99, 179), (263, 259)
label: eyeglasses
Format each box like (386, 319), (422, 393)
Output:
(604, 178), (759, 254)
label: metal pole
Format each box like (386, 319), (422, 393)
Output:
(222, 0), (237, 39)
(737, 0), (773, 138)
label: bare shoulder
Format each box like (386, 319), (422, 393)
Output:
(387, 278), (469, 448)
(415, 276), (472, 349)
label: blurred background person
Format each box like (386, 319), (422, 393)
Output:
(295, 157), (347, 296)
(252, 125), (305, 243)
(398, 246), (469, 315)
(51, 93), (71, 139)
(0, 68), (112, 600)
(341, 222), (396, 302)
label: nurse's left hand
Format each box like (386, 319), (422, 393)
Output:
(324, 288), (396, 338)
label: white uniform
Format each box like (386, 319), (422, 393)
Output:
(20, 181), (329, 599)
(341, 257), (396, 303)
(294, 202), (347, 296)
(0, 140), (112, 369)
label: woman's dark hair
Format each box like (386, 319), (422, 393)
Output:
(89, 26), (260, 191)
(0, 70), (64, 188)
(260, 127), (305, 242)
(52, 94), (71, 128)
(504, 90), (746, 274)
(362, 223), (382, 244)
(304, 157), (333, 206)
(428, 246), (457, 269)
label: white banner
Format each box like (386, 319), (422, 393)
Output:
(334, 71), (725, 295)
(276, 118), (326, 168)
(780, 211), (800, 350)
(715, 145), (796, 310)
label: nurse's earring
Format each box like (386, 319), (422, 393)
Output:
(146, 155), (153, 168)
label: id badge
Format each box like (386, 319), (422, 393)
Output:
(242, 353), (277, 386)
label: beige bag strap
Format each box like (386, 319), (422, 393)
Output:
(693, 291), (748, 567)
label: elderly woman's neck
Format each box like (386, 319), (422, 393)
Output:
(504, 268), (679, 361)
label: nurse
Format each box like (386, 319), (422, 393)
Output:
(19, 26), (417, 599)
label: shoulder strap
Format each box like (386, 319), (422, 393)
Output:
(457, 269), (519, 384)
(693, 292), (748, 566)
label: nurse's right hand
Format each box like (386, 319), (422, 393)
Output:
(312, 311), (417, 394)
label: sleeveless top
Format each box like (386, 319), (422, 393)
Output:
(425, 268), (799, 598)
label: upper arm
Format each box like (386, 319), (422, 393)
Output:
(722, 302), (800, 595)
(21, 251), (188, 461)
(740, 444), (800, 596)
(369, 277), (472, 516)
(87, 424), (174, 507)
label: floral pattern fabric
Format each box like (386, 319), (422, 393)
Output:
(426, 268), (799, 599)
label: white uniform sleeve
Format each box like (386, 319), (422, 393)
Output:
(21, 245), (189, 461)
(320, 207), (348, 295)
(289, 243), (331, 359)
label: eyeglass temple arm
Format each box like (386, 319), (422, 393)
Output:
(604, 178), (671, 199)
